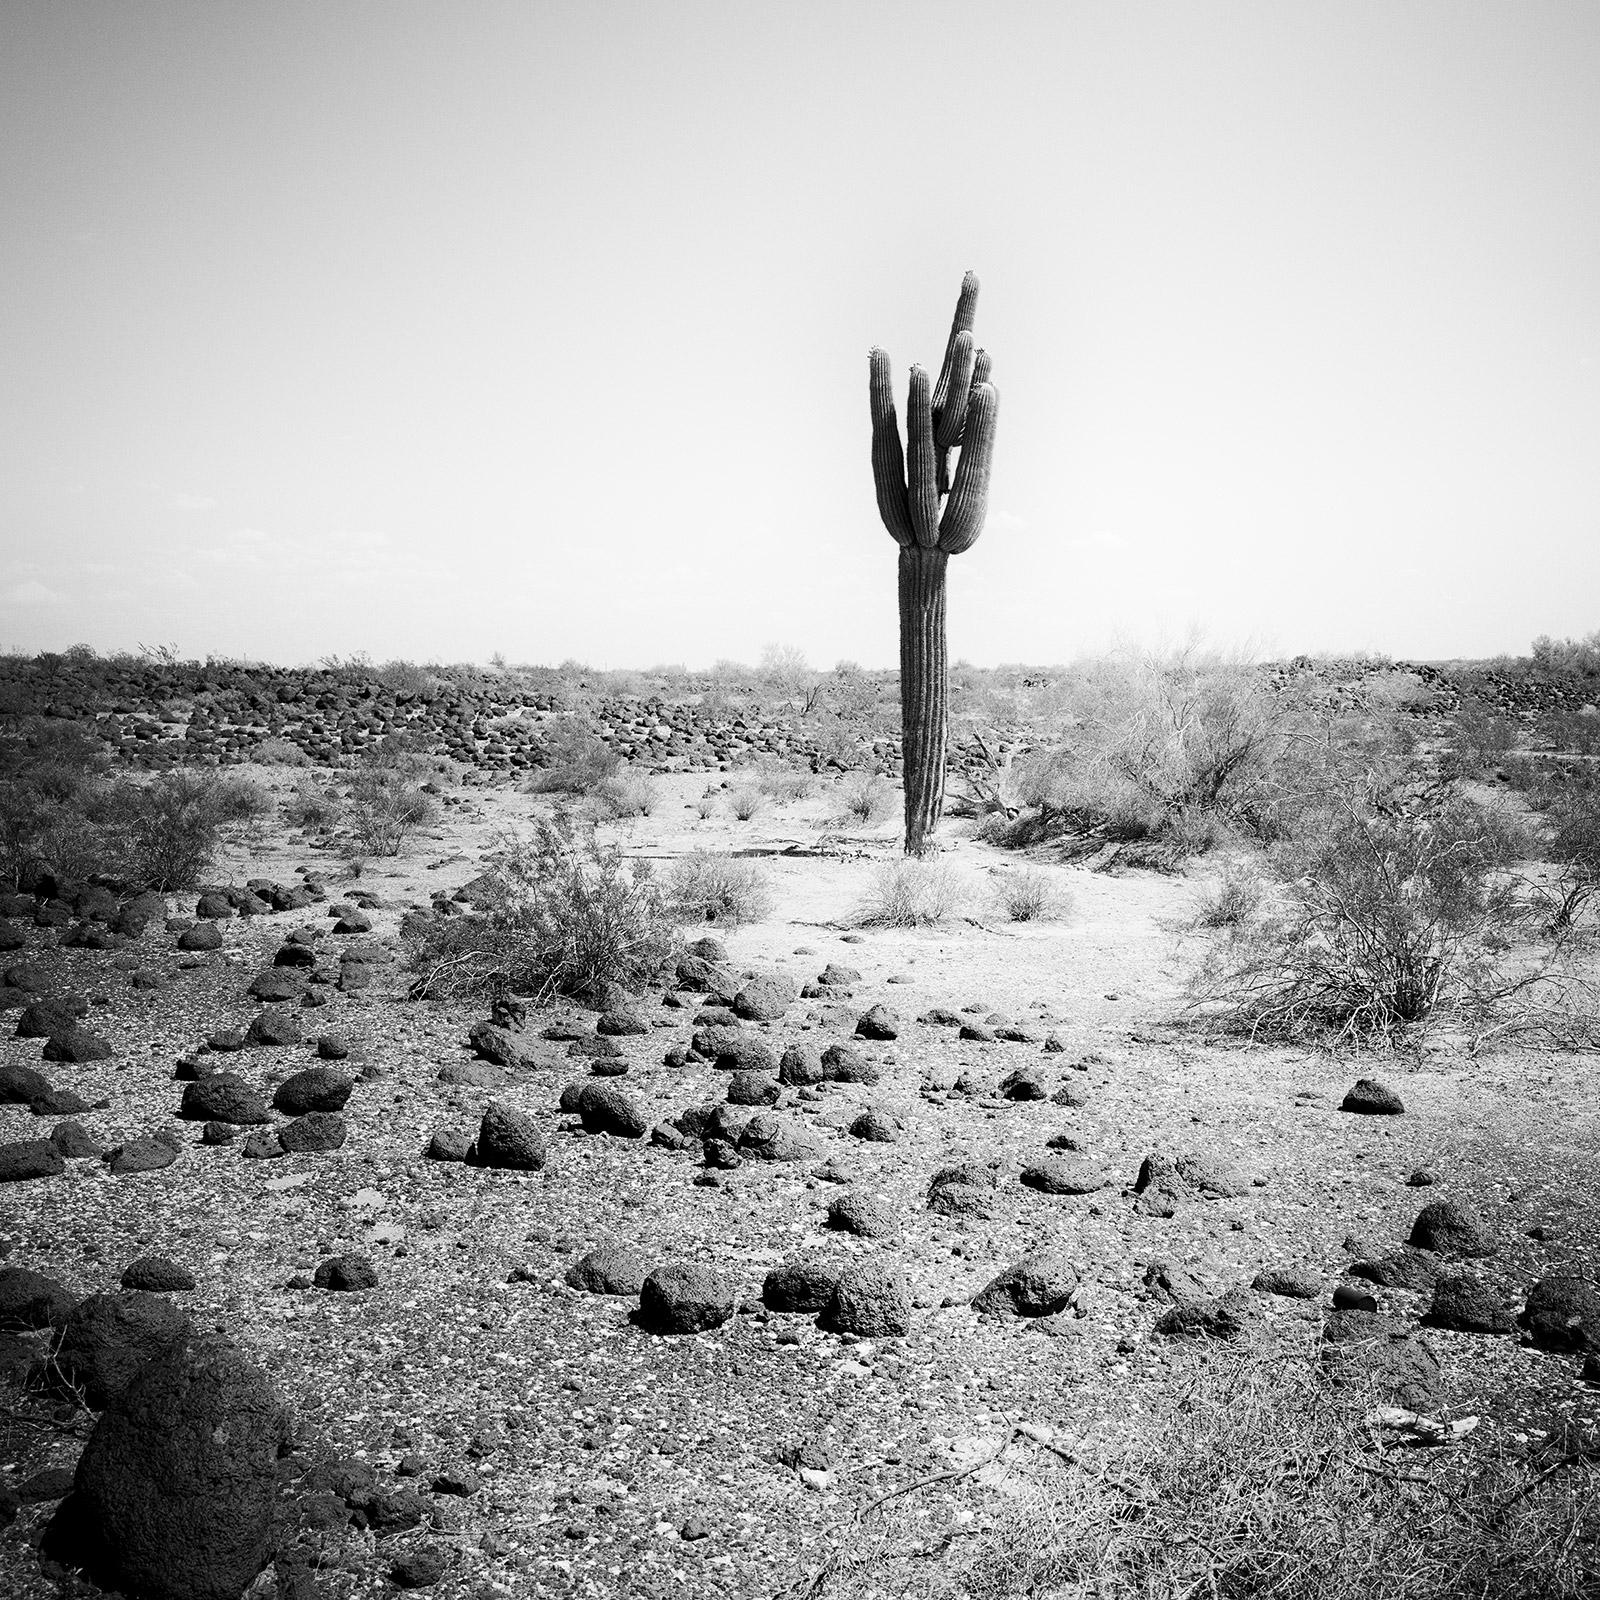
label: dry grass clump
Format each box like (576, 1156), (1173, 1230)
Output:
(403, 812), (679, 1002)
(807, 1352), (1599, 1600)
(665, 851), (774, 929)
(526, 716), (620, 794)
(728, 783), (768, 821)
(1184, 784), (1582, 1047)
(343, 740), (437, 858)
(1194, 858), (1266, 928)
(856, 859), (970, 927)
(991, 866), (1072, 923)
(592, 768), (659, 818)
(835, 770), (897, 826)
(283, 777), (344, 834)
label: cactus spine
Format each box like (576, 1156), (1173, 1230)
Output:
(869, 272), (999, 854)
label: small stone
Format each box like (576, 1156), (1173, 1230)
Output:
(1340, 1078), (1404, 1115)
(313, 1254), (378, 1291)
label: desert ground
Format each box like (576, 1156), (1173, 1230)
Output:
(0, 655), (1596, 1600)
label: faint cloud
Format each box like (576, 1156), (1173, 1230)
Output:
(4, 580), (64, 606)
(78, 561), (118, 577)
(988, 508), (1028, 532)
(171, 491), (218, 512)
(1066, 529), (1126, 553)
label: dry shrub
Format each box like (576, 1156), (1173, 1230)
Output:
(526, 717), (619, 794)
(857, 859), (969, 927)
(993, 645), (1286, 862)
(1186, 786), (1560, 1046)
(665, 851), (774, 929)
(404, 812), (680, 1002)
(728, 784), (767, 821)
(593, 768), (658, 818)
(343, 741), (436, 858)
(755, 766), (820, 804)
(283, 778), (344, 834)
(1194, 859), (1266, 928)
(835, 771), (896, 826)
(254, 735), (310, 767)
(808, 1351), (1599, 1600)
(992, 866), (1072, 923)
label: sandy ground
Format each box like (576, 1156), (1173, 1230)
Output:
(0, 762), (1595, 1599)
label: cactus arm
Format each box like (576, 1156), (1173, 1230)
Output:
(869, 348), (914, 547)
(931, 270), (980, 421)
(937, 381), (998, 555)
(905, 364), (941, 548)
(932, 330), (976, 494)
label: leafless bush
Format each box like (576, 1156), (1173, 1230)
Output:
(991, 866), (1072, 923)
(825, 1351), (1600, 1600)
(728, 784), (767, 821)
(284, 778), (345, 834)
(993, 646), (1287, 861)
(1186, 786), (1552, 1046)
(254, 735), (311, 767)
(526, 717), (620, 794)
(592, 768), (659, 818)
(403, 813), (679, 1001)
(1194, 859), (1266, 928)
(856, 859), (970, 927)
(835, 770), (896, 825)
(343, 741), (436, 858)
(665, 851), (774, 928)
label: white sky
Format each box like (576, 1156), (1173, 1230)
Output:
(2, 1), (1597, 669)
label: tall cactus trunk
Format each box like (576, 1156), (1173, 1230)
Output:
(898, 546), (949, 856)
(869, 272), (998, 856)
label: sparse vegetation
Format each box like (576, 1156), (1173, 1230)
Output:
(403, 812), (680, 1001)
(593, 768), (659, 818)
(342, 740), (437, 858)
(835, 770), (896, 825)
(856, 857), (970, 927)
(1194, 858), (1266, 928)
(665, 851), (774, 928)
(992, 865), (1072, 922)
(527, 716), (620, 794)
(833, 1351), (1599, 1600)
(727, 784), (767, 821)
(1186, 784), (1545, 1045)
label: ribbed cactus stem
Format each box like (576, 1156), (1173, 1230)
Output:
(898, 546), (949, 856)
(867, 272), (999, 855)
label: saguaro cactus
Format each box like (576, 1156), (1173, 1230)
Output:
(869, 272), (999, 854)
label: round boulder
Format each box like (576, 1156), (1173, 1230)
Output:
(823, 1261), (911, 1336)
(639, 1264), (735, 1334)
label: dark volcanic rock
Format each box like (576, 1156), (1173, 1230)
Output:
(272, 1067), (353, 1116)
(179, 1074), (271, 1126)
(1340, 1078), (1404, 1115)
(1319, 1309), (1444, 1411)
(278, 1113), (347, 1154)
(51, 1335), (292, 1600)
(854, 1004), (900, 1041)
(0, 1062), (52, 1103)
(575, 1082), (649, 1139)
(1021, 1155), (1110, 1195)
(0, 1266), (78, 1330)
(1252, 1266), (1324, 1300)
(826, 1190), (897, 1238)
(735, 1111), (819, 1163)
(1425, 1275), (1516, 1336)
(1520, 1275), (1599, 1351)
(1154, 1286), (1259, 1341)
(55, 1292), (192, 1409)
(820, 1042), (880, 1084)
(245, 1008), (302, 1048)
(1408, 1198), (1495, 1258)
(108, 1134), (181, 1175)
(732, 974), (794, 1022)
(971, 1250), (1078, 1318)
(42, 1026), (113, 1063)
(0, 1137), (65, 1182)
(762, 1255), (842, 1313)
(313, 1255), (378, 1292)
(120, 1257), (197, 1293)
(565, 1245), (653, 1296)
(639, 1264), (735, 1334)
(469, 1101), (547, 1170)
(823, 1261), (911, 1336)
